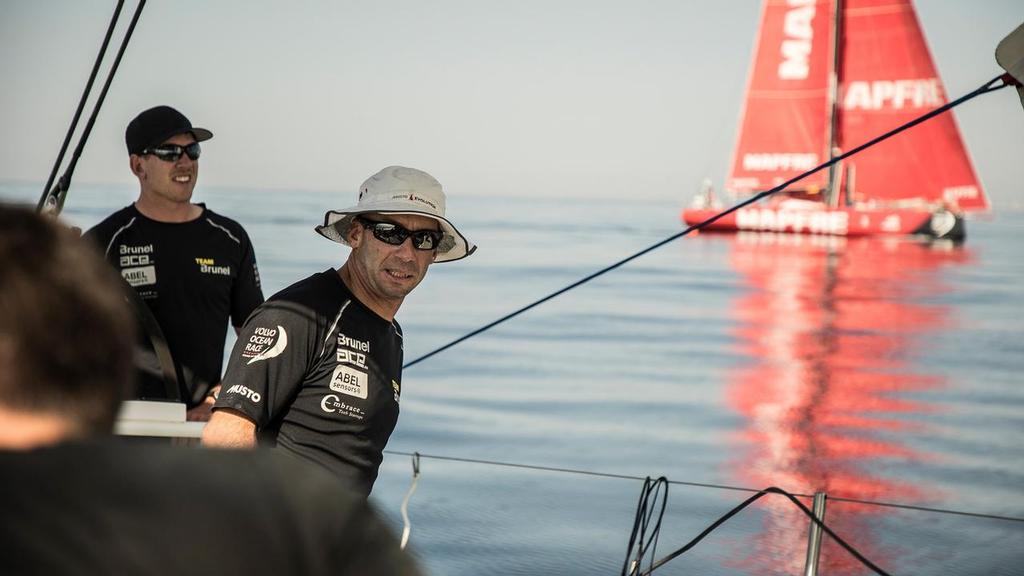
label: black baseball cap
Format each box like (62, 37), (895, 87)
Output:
(125, 105), (213, 155)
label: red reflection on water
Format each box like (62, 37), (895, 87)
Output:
(724, 232), (971, 574)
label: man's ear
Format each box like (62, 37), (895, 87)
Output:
(129, 155), (145, 179)
(345, 220), (362, 247)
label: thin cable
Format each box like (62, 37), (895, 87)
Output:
(37, 0), (124, 213)
(382, 449), (1024, 524)
(827, 495), (1024, 523)
(638, 487), (892, 576)
(403, 75), (1011, 369)
(37, 0), (148, 216)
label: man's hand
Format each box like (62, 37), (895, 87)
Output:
(186, 384), (220, 422)
(186, 396), (216, 422)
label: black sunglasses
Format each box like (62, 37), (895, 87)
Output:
(356, 217), (444, 251)
(141, 142), (202, 162)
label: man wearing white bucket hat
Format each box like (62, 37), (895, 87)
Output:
(203, 166), (475, 496)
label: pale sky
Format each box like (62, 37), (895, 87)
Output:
(2, 1), (1022, 206)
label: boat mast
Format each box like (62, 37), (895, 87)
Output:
(824, 0), (843, 208)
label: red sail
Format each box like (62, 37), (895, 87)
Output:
(727, 0), (837, 195)
(838, 0), (989, 211)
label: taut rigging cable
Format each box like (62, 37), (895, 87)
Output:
(382, 448), (1024, 524)
(36, 0), (148, 216)
(403, 73), (1015, 370)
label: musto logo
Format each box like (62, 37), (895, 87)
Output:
(225, 384), (261, 404)
(242, 325), (288, 365)
(329, 365), (368, 399)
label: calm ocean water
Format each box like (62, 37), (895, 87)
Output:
(4, 181), (1024, 575)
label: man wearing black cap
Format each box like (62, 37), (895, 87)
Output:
(85, 106), (264, 420)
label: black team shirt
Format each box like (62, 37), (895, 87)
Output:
(85, 204), (263, 395)
(215, 269), (403, 496)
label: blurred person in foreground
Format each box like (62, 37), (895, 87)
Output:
(202, 166), (476, 496)
(0, 204), (422, 576)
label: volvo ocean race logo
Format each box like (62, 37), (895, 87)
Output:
(242, 325), (288, 365)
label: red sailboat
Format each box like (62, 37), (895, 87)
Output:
(682, 0), (989, 239)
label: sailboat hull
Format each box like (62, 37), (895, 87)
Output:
(681, 203), (964, 240)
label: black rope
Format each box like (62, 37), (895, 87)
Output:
(382, 449), (1024, 524)
(403, 74), (1012, 369)
(621, 477), (669, 576)
(36, 0), (124, 213)
(637, 486), (892, 576)
(37, 0), (148, 216)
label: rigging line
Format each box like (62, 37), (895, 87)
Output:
(61, 0), (147, 196)
(827, 495), (1024, 524)
(402, 74), (1012, 369)
(37, 0), (148, 217)
(37, 0), (125, 213)
(622, 477), (669, 576)
(382, 449), (1024, 524)
(638, 487), (893, 576)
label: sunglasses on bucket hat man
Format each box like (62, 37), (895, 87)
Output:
(356, 216), (445, 251)
(140, 141), (202, 162)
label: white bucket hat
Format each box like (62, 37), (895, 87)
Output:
(314, 166), (476, 263)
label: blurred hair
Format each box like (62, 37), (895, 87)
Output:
(0, 204), (134, 434)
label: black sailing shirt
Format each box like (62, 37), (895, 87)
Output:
(215, 269), (404, 496)
(85, 204), (264, 396)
